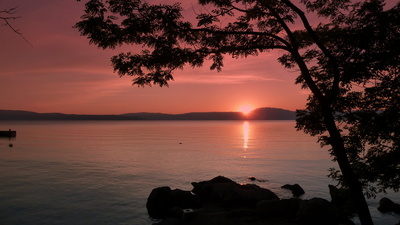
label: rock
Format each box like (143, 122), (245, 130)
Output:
(378, 197), (400, 214)
(146, 186), (202, 219)
(191, 176), (235, 202)
(147, 186), (171, 219)
(147, 177), (358, 225)
(257, 198), (302, 219)
(248, 176), (267, 182)
(328, 184), (356, 216)
(191, 176), (278, 208)
(295, 197), (355, 225)
(281, 184), (305, 197)
(248, 176), (256, 181)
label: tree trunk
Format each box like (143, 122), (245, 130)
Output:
(290, 41), (374, 225)
(321, 105), (374, 225)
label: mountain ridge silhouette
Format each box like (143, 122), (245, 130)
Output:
(0, 107), (295, 120)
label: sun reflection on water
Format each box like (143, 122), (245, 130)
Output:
(243, 121), (249, 150)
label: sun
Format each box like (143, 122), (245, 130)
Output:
(238, 105), (254, 115)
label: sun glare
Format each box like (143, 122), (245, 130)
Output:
(238, 105), (253, 114)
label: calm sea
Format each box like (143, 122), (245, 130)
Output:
(0, 121), (399, 225)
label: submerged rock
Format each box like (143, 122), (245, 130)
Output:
(248, 176), (257, 181)
(281, 184), (305, 197)
(248, 176), (267, 182)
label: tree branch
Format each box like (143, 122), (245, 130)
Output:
(261, 2), (327, 103)
(1, 6), (33, 48)
(196, 44), (290, 54)
(282, 0), (340, 103)
(186, 27), (291, 48)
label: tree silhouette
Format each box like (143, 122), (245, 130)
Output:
(1, 6), (32, 47)
(1, 7), (20, 32)
(75, 1), (400, 224)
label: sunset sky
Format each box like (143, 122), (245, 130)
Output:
(1, 0), (311, 115)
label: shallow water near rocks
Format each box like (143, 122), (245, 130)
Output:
(0, 120), (399, 225)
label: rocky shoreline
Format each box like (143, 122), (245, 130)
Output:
(146, 176), (400, 225)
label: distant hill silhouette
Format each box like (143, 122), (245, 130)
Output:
(248, 107), (296, 120)
(0, 110), (135, 120)
(0, 108), (295, 120)
(121, 112), (246, 120)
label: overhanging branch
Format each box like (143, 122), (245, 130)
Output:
(1, 6), (33, 47)
(282, 0), (340, 103)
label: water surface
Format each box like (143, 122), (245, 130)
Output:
(0, 121), (398, 224)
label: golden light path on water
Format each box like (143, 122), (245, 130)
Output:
(243, 121), (249, 151)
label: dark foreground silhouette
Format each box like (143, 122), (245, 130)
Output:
(146, 176), (360, 225)
(0, 129), (16, 137)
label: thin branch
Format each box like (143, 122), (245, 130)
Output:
(227, 3), (250, 13)
(189, 1), (291, 48)
(195, 44), (290, 54)
(186, 27), (291, 48)
(264, 3), (327, 104)
(1, 6), (33, 48)
(0, 6), (19, 14)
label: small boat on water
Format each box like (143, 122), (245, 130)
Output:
(0, 129), (16, 137)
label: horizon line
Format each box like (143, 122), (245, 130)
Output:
(0, 107), (296, 116)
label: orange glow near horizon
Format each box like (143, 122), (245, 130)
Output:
(238, 105), (254, 114)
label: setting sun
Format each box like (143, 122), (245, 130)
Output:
(238, 105), (254, 114)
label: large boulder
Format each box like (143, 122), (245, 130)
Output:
(296, 197), (355, 225)
(378, 197), (400, 214)
(281, 184), (305, 197)
(191, 176), (279, 208)
(146, 186), (202, 219)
